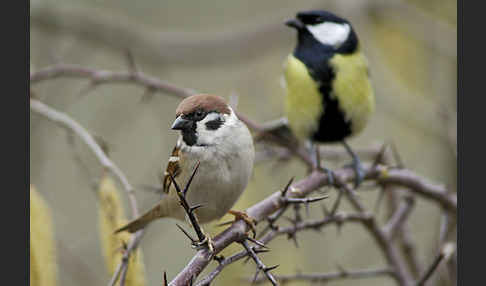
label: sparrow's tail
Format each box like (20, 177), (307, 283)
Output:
(114, 202), (168, 234)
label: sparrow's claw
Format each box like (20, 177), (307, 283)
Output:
(191, 231), (215, 254)
(228, 210), (257, 238)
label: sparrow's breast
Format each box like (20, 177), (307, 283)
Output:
(170, 126), (254, 224)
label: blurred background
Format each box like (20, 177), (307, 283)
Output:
(30, 0), (457, 285)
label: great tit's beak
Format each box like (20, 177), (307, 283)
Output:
(171, 116), (191, 130)
(285, 18), (304, 29)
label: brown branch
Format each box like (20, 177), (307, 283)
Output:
(253, 267), (394, 284)
(29, 98), (144, 286)
(169, 161), (453, 285)
(416, 242), (456, 286)
(197, 211), (368, 286)
(241, 240), (279, 285)
(169, 162), (212, 248)
(30, 63), (314, 167)
(380, 147), (424, 279)
(382, 196), (415, 241)
(30, 63), (456, 286)
(372, 167), (456, 213)
(335, 180), (414, 286)
(30, 63), (196, 98)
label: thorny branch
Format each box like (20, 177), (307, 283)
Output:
(30, 63), (456, 286)
(29, 98), (143, 286)
(253, 267), (394, 284)
(417, 243), (456, 286)
(168, 162), (212, 249)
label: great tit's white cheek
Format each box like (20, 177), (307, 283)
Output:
(307, 22), (350, 48)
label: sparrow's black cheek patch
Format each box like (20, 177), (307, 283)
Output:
(205, 118), (223, 130)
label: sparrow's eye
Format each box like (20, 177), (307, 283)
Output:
(194, 110), (206, 120)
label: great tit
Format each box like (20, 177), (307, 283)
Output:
(283, 10), (375, 186)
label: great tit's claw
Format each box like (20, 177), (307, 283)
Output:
(322, 167), (335, 186)
(345, 158), (364, 188)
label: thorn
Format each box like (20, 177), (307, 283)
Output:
(287, 232), (299, 248)
(189, 275), (194, 286)
(214, 255), (225, 264)
(265, 264), (280, 271)
(390, 140), (405, 168)
(284, 195), (328, 204)
(252, 268), (261, 284)
(124, 49), (138, 74)
(175, 223), (196, 243)
(189, 203), (204, 213)
(336, 263), (347, 275)
(330, 190), (343, 216)
(168, 172), (182, 194)
(254, 248), (270, 254)
(371, 142), (388, 169)
(162, 271), (168, 286)
(183, 162), (200, 196)
(281, 177), (295, 197)
(246, 237), (268, 249)
(139, 87), (156, 103)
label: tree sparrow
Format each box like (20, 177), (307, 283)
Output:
(115, 94), (255, 233)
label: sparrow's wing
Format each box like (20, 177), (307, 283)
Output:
(161, 142), (182, 194)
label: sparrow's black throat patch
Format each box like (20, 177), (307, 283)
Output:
(181, 121), (198, 146)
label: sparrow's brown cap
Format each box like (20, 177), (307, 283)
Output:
(175, 94), (230, 117)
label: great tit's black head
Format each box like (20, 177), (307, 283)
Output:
(285, 10), (358, 53)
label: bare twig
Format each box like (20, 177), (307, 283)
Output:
(241, 239), (279, 285)
(417, 242), (456, 286)
(382, 196), (415, 240)
(334, 177), (414, 286)
(252, 267), (394, 284)
(30, 63), (456, 286)
(29, 98), (144, 286)
(168, 162), (212, 248)
(30, 63), (314, 167)
(380, 147), (424, 279)
(30, 64), (196, 98)
(168, 162), (454, 285)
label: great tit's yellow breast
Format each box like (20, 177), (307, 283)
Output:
(284, 54), (323, 139)
(329, 51), (375, 136)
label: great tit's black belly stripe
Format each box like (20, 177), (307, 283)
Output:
(293, 38), (353, 143)
(313, 85), (352, 142)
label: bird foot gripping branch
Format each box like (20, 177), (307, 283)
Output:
(218, 210), (257, 238)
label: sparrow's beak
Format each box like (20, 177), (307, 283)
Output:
(171, 116), (191, 130)
(285, 18), (304, 30)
